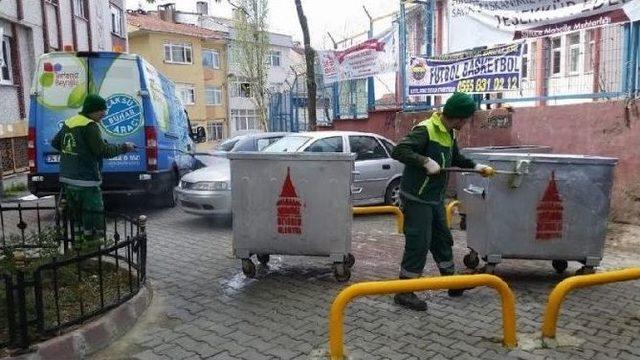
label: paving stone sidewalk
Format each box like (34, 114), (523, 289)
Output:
(93, 205), (640, 360)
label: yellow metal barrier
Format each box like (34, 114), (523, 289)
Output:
(446, 200), (460, 229)
(542, 267), (640, 339)
(352, 206), (403, 233)
(328, 274), (518, 359)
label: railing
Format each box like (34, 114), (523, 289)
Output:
(0, 202), (147, 352)
(541, 268), (640, 339)
(328, 274), (518, 359)
(352, 206), (403, 233)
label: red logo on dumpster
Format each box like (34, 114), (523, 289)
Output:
(277, 167), (303, 234)
(536, 171), (563, 240)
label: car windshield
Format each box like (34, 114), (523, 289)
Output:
(263, 136), (311, 152)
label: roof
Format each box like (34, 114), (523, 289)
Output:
(127, 10), (224, 40)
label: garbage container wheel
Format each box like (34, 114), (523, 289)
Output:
(242, 259), (256, 278)
(333, 263), (351, 282)
(463, 252), (480, 269)
(483, 263), (497, 274)
(257, 254), (270, 266)
(552, 260), (568, 274)
(576, 266), (596, 276)
(346, 253), (355, 268)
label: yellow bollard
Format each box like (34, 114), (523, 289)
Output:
(328, 274), (518, 359)
(352, 206), (403, 233)
(541, 267), (640, 339)
(445, 200), (460, 229)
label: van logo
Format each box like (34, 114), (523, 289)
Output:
(102, 94), (143, 136)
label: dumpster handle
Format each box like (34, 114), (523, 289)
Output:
(329, 274), (518, 359)
(541, 267), (640, 339)
(352, 206), (403, 233)
(446, 200), (460, 229)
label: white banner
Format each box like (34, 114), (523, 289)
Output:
(318, 27), (398, 84)
(448, 0), (640, 52)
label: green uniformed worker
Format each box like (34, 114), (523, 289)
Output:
(391, 92), (495, 311)
(52, 94), (136, 248)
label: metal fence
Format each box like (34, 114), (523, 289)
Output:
(400, 14), (640, 110)
(0, 202), (147, 351)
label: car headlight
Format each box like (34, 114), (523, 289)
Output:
(192, 181), (229, 191)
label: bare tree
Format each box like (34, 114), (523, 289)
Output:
(294, 0), (317, 130)
(229, 0), (270, 131)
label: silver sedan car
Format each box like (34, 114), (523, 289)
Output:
(264, 131), (404, 206)
(175, 133), (287, 215)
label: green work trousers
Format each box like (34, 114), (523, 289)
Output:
(399, 198), (455, 278)
(64, 184), (105, 246)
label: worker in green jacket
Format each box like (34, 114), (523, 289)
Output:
(391, 92), (495, 311)
(52, 94), (135, 248)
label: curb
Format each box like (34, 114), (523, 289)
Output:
(5, 284), (153, 360)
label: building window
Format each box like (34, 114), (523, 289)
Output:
(164, 43), (193, 64)
(110, 4), (124, 37)
(232, 109), (258, 130)
(231, 81), (252, 98)
(74, 0), (87, 18)
(176, 84), (195, 105)
(267, 50), (281, 67)
(567, 32), (581, 74)
(1, 36), (12, 85)
(585, 30), (596, 73)
(196, 1), (209, 15)
(206, 122), (224, 141)
(206, 86), (222, 105)
(202, 49), (220, 69)
(551, 37), (562, 76)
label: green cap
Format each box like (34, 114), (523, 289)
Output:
(443, 92), (476, 119)
(81, 94), (107, 115)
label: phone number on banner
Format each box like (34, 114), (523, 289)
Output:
(456, 75), (519, 93)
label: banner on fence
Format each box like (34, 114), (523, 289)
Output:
(318, 27), (398, 84)
(448, 0), (640, 52)
(408, 43), (523, 96)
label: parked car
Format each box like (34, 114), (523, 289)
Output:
(175, 133), (287, 215)
(264, 131), (404, 206)
(27, 52), (206, 207)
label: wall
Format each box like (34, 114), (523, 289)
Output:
(202, 38), (227, 122)
(464, 100), (640, 224)
(333, 100), (639, 223)
(128, 32), (207, 122)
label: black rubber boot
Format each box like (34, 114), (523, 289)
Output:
(394, 292), (427, 311)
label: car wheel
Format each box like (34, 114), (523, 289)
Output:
(384, 178), (401, 207)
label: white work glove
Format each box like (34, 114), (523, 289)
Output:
(423, 157), (441, 175)
(123, 142), (137, 152)
(475, 164), (496, 178)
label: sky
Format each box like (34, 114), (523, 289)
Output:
(126, 0), (400, 50)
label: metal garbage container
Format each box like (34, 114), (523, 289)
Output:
(459, 153), (617, 275)
(228, 152), (356, 281)
(453, 145), (552, 229)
